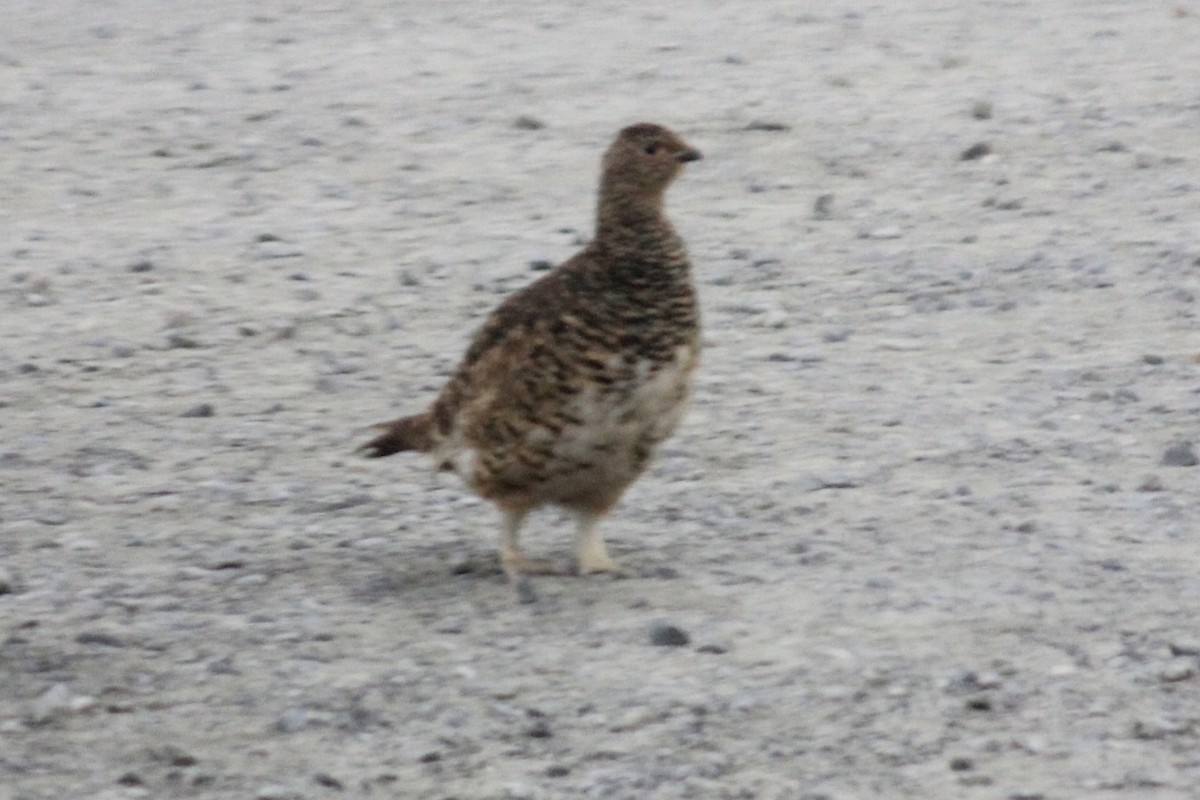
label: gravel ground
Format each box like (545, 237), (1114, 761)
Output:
(3, 2), (1200, 798)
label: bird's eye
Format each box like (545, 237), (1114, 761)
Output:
(644, 143), (658, 155)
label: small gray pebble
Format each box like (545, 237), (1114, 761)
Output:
(965, 695), (993, 711)
(1142, 353), (1164, 365)
(1161, 442), (1198, 467)
(529, 259), (554, 272)
(276, 708), (309, 733)
(744, 120), (791, 132)
(313, 773), (343, 789)
(514, 115), (545, 130)
(1132, 716), (1188, 739)
(449, 558), (476, 575)
(1137, 474), (1165, 492)
(524, 719), (552, 738)
(166, 333), (201, 349)
(129, 260), (154, 273)
(1112, 388), (1139, 404)
(151, 745), (198, 767)
(515, 577), (539, 605)
(76, 631), (123, 647)
(182, 403), (215, 418)
(813, 193), (834, 219)
(971, 101), (993, 120)
(649, 621), (690, 647)
(1161, 658), (1196, 682)
(960, 142), (991, 161)
(822, 328), (850, 343)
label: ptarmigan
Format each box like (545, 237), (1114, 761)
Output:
(361, 123), (702, 590)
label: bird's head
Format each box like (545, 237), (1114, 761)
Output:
(600, 123), (702, 199)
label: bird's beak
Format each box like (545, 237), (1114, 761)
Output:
(676, 148), (703, 163)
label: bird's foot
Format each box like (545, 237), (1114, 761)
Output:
(575, 553), (631, 578)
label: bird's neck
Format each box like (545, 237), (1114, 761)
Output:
(594, 186), (669, 241)
(588, 190), (691, 293)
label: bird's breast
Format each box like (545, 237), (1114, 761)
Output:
(558, 343), (698, 458)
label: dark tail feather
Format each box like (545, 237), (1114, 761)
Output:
(358, 412), (435, 457)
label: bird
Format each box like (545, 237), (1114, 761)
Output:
(360, 122), (702, 591)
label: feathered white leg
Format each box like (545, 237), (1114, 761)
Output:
(574, 511), (628, 576)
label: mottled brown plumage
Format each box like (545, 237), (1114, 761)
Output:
(361, 123), (702, 587)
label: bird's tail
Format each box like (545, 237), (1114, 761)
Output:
(358, 411), (435, 457)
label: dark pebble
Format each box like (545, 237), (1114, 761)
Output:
(76, 631), (123, 647)
(313, 773), (344, 789)
(129, 260), (154, 273)
(813, 193), (834, 220)
(545, 765), (570, 778)
(450, 558), (476, 575)
(949, 757), (974, 771)
(151, 746), (198, 767)
(649, 621), (690, 647)
(971, 101), (993, 120)
(516, 576), (539, 605)
(1161, 442), (1199, 467)
(116, 772), (144, 786)
(744, 121), (791, 131)
(1138, 474), (1165, 492)
(1142, 354), (1164, 365)
(418, 751), (441, 763)
(529, 259), (554, 272)
(965, 696), (993, 711)
(960, 142), (991, 161)
(514, 115), (546, 130)
(181, 403), (215, 418)
(696, 644), (727, 654)
(525, 719), (553, 738)
(166, 334), (201, 349)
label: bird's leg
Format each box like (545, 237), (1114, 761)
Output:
(574, 511), (628, 577)
(498, 508), (559, 580)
